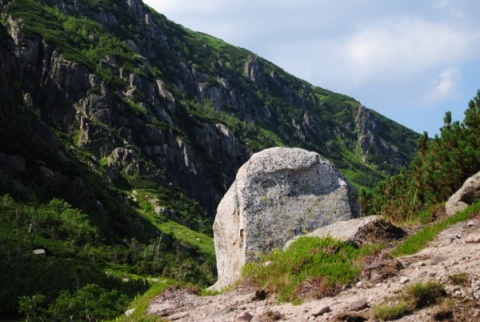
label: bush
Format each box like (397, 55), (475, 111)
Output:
(448, 273), (469, 286)
(371, 300), (409, 321)
(49, 284), (129, 321)
(403, 282), (446, 309)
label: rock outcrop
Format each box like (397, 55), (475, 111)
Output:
(284, 215), (379, 248)
(284, 215), (406, 249)
(446, 171), (480, 216)
(211, 147), (360, 290)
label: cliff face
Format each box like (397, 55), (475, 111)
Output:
(0, 0), (419, 225)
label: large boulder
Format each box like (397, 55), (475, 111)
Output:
(446, 171), (480, 216)
(210, 147), (360, 290)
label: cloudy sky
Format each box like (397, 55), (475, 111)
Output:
(143, 0), (480, 136)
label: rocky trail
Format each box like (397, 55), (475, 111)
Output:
(147, 216), (480, 321)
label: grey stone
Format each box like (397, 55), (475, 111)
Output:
(207, 306), (235, 319)
(168, 311), (189, 320)
(210, 147), (360, 291)
(349, 298), (369, 311)
(446, 171), (480, 216)
(400, 276), (410, 284)
(313, 306), (331, 317)
(284, 215), (381, 249)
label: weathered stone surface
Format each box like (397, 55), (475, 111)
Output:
(211, 147), (360, 290)
(284, 215), (381, 249)
(446, 171), (480, 216)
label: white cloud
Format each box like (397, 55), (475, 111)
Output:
(341, 18), (473, 85)
(422, 68), (461, 106)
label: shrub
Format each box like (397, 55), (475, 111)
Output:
(403, 282), (446, 309)
(371, 300), (409, 321)
(448, 273), (469, 286)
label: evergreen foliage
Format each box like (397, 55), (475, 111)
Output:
(0, 193), (214, 319)
(362, 91), (480, 222)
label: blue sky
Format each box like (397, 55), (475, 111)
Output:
(144, 0), (480, 136)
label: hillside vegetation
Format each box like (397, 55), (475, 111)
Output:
(362, 91), (480, 223)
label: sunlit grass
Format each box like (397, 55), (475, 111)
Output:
(242, 237), (380, 303)
(392, 201), (480, 257)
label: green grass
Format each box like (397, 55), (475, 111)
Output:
(133, 190), (215, 257)
(115, 279), (173, 321)
(371, 281), (446, 321)
(392, 201), (480, 257)
(371, 300), (410, 321)
(242, 237), (380, 303)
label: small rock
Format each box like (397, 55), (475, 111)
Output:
(430, 256), (446, 265)
(168, 312), (189, 320)
(235, 311), (253, 322)
(473, 309), (480, 317)
(465, 234), (480, 243)
(349, 298), (369, 311)
(39, 166), (54, 177)
(355, 281), (363, 288)
(207, 306), (234, 319)
(467, 220), (476, 227)
(124, 308), (135, 317)
(400, 276), (410, 284)
(32, 249), (46, 255)
(313, 306), (331, 317)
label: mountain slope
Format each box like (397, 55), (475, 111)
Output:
(0, 0), (420, 318)
(1, 0), (419, 215)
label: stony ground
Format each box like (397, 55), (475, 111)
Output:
(147, 217), (480, 321)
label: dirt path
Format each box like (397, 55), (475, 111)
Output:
(147, 219), (480, 321)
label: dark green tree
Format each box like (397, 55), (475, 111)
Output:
(365, 90), (480, 222)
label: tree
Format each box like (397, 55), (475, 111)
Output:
(368, 91), (480, 222)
